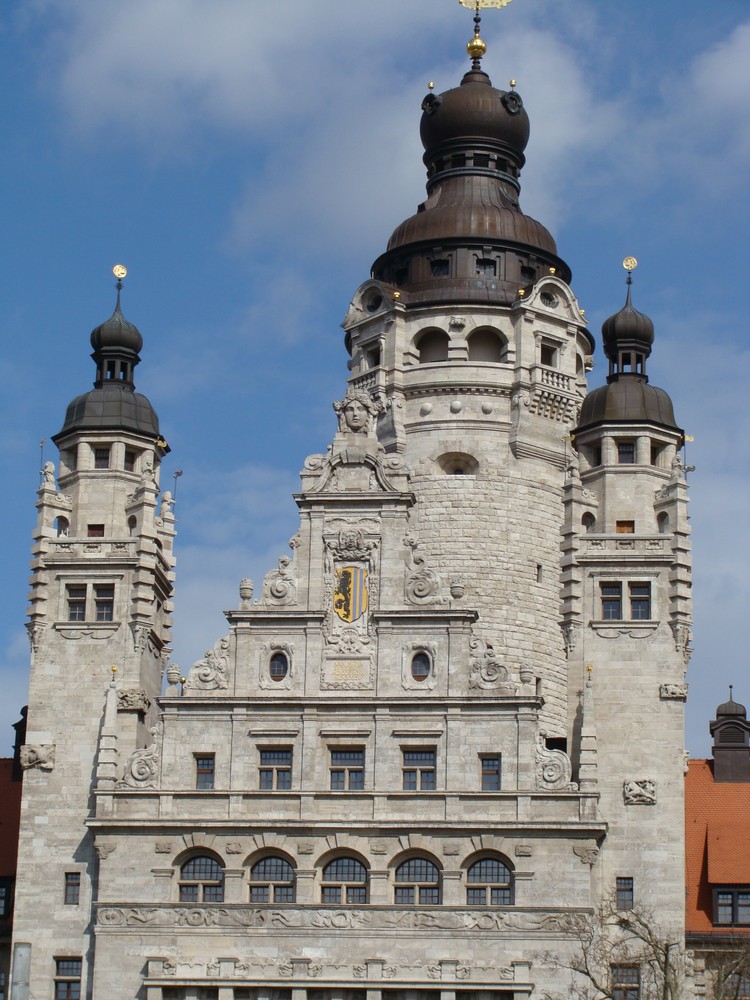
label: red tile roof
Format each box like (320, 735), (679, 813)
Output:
(686, 758), (750, 935)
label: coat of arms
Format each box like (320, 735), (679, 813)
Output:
(333, 566), (368, 622)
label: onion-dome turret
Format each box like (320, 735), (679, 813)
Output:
(53, 275), (160, 442)
(371, 20), (570, 306)
(577, 267), (680, 432)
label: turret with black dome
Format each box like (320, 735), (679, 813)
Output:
(53, 279), (161, 443)
(577, 269), (680, 433)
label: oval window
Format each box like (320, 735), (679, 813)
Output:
(269, 653), (288, 682)
(411, 652), (431, 682)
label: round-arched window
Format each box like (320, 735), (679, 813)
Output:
(269, 652), (289, 682)
(178, 854), (224, 903)
(417, 329), (449, 364)
(250, 856), (296, 903)
(395, 857), (441, 904)
(411, 652), (431, 682)
(466, 856), (513, 905)
(321, 857), (368, 904)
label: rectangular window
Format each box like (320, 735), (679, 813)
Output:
(55, 958), (82, 1000)
(728, 973), (750, 999)
(481, 755), (501, 791)
(617, 441), (636, 464)
(475, 258), (496, 277)
(0, 878), (12, 917)
(431, 259), (449, 277)
(616, 876), (634, 910)
(616, 520), (635, 534)
(195, 755), (215, 790)
(402, 749), (436, 791)
(259, 749), (292, 790)
(330, 748), (365, 791)
(124, 450), (136, 472)
(540, 343), (557, 367)
(629, 583), (651, 620)
(66, 585), (87, 622)
(93, 447), (110, 470)
(612, 964), (640, 1000)
(64, 872), (81, 905)
(601, 583), (623, 620)
(715, 887), (750, 926)
(94, 584), (114, 622)
(87, 524), (105, 538)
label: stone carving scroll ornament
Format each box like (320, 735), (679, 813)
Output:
(185, 636), (230, 691)
(536, 731), (577, 790)
(468, 638), (517, 693)
(117, 725), (162, 789)
(261, 555), (297, 606)
(404, 534), (446, 607)
(20, 744), (55, 771)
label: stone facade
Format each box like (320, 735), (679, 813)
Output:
(10, 27), (691, 1000)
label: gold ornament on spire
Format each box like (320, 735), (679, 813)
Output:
(622, 256), (638, 272)
(459, 0), (513, 8)
(460, 0), (513, 70)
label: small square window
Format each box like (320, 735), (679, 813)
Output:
(540, 343), (557, 367)
(66, 585), (87, 622)
(64, 872), (81, 905)
(617, 441), (635, 464)
(402, 749), (436, 791)
(94, 584), (114, 622)
(195, 755), (215, 790)
(93, 447), (110, 470)
(87, 524), (105, 538)
(615, 521), (635, 534)
(259, 748), (292, 790)
(481, 756), (501, 791)
(616, 876), (634, 910)
(330, 748), (365, 791)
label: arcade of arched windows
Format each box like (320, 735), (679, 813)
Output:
(173, 849), (516, 906)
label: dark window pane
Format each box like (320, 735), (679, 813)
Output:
(481, 757), (501, 791)
(349, 769), (364, 790)
(322, 886), (341, 904)
(419, 886), (440, 904)
(395, 887), (414, 904)
(330, 770), (345, 790)
(467, 887), (486, 905)
(616, 877), (634, 910)
(276, 769), (292, 790)
(250, 886), (269, 903)
(420, 770), (436, 790)
(617, 441), (635, 464)
(64, 872), (81, 905)
(324, 858), (367, 882)
(403, 770), (417, 791)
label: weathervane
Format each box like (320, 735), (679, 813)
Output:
(113, 263), (127, 291)
(622, 255), (638, 286)
(459, 0), (513, 70)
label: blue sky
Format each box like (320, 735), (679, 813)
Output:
(0, 0), (748, 757)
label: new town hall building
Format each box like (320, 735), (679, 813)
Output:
(9, 19), (693, 1000)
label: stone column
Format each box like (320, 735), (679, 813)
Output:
(636, 435), (650, 465)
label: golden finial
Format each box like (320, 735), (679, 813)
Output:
(460, 0), (513, 70)
(549, 267), (556, 275)
(180, 677), (187, 685)
(393, 291), (401, 301)
(111, 665), (118, 675)
(622, 256), (638, 272)
(509, 79), (517, 89)
(518, 289), (525, 297)
(428, 81), (435, 91)
(586, 664), (593, 673)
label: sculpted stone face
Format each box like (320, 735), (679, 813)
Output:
(343, 400), (368, 432)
